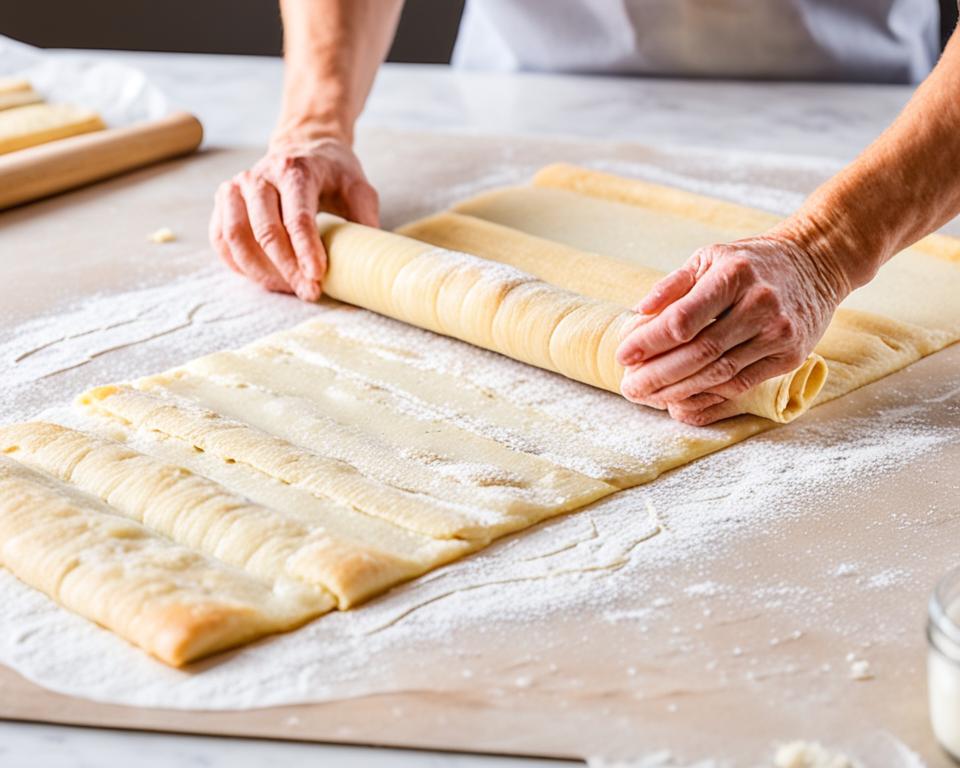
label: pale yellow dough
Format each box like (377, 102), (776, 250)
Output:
(0, 102), (105, 155)
(318, 214), (825, 423)
(2, 164), (958, 666)
(0, 454), (329, 667)
(0, 78), (42, 112)
(399, 165), (960, 411)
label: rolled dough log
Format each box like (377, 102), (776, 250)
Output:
(318, 214), (826, 423)
(3, 164), (957, 667)
(0, 103), (105, 155)
(509, 164), (960, 402)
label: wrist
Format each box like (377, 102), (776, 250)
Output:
(774, 196), (885, 300)
(273, 77), (355, 150)
(270, 115), (352, 153)
(768, 211), (859, 306)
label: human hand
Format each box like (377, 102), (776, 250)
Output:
(209, 138), (379, 301)
(616, 229), (850, 425)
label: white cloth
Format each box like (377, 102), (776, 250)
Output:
(452, 0), (941, 83)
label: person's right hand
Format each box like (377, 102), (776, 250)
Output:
(209, 138), (379, 301)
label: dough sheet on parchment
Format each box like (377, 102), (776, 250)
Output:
(2, 164), (959, 667)
(0, 102), (105, 155)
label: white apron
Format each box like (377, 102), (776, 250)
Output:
(452, 0), (940, 83)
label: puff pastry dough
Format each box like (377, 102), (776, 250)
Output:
(318, 215), (825, 422)
(0, 102), (105, 155)
(0, 454), (329, 667)
(0, 78), (42, 112)
(2, 164), (958, 667)
(401, 164), (960, 414)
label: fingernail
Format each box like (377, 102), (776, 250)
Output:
(297, 279), (321, 302)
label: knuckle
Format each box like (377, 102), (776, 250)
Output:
(287, 210), (317, 234)
(281, 156), (309, 178)
(694, 335), (725, 363)
(770, 313), (796, 341)
(666, 310), (695, 342)
(724, 375), (753, 396)
(223, 223), (248, 245)
(253, 221), (286, 248)
(751, 283), (778, 307)
(725, 254), (755, 280)
(689, 246), (716, 275)
(710, 354), (740, 382)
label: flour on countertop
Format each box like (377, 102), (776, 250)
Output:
(1, 323), (951, 710)
(0, 150), (956, 768)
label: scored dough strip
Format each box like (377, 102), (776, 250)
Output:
(0, 454), (328, 667)
(2, 163), (958, 668)
(317, 214), (826, 423)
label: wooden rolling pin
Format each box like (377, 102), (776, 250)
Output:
(0, 111), (203, 210)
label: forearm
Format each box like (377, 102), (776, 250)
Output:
(273, 0), (403, 148)
(783, 25), (960, 294)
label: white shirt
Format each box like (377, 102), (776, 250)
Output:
(452, 0), (940, 83)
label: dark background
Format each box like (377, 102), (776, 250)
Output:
(0, 0), (956, 63)
(0, 0), (466, 63)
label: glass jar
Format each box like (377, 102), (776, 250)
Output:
(930, 565), (960, 762)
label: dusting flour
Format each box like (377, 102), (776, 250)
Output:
(0, 146), (956, 767)
(0, 268), (953, 712)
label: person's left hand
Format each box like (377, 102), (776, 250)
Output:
(616, 230), (850, 425)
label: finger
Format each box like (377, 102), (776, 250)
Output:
(209, 186), (242, 276)
(667, 353), (801, 425)
(221, 182), (289, 293)
(617, 267), (740, 366)
(618, 308), (763, 405)
(703, 354), (799, 402)
(669, 396), (744, 426)
(618, 310), (652, 341)
(648, 343), (766, 405)
(241, 175), (319, 301)
(636, 266), (697, 315)
(669, 392), (727, 415)
(637, 312), (778, 404)
(341, 178), (380, 228)
(276, 169), (326, 285)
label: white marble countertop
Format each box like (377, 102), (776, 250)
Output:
(87, 49), (913, 159)
(2, 49), (926, 767)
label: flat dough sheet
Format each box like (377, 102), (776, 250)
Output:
(2, 164), (958, 667)
(0, 102), (105, 155)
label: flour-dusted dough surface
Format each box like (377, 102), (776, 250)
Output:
(3, 163), (959, 668)
(0, 103), (105, 155)
(81, 376), (612, 544)
(0, 453), (329, 667)
(0, 422), (461, 608)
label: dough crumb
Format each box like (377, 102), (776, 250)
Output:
(774, 740), (855, 768)
(848, 658), (873, 680)
(148, 227), (177, 244)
